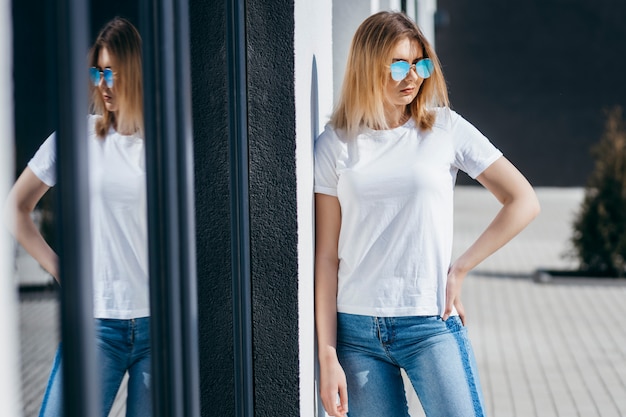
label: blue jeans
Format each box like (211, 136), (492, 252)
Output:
(39, 317), (152, 417)
(337, 313), (485, 417)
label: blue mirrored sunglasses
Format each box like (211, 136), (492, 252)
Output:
(89, 67), (114, 88)
(390, 58), (434, 81)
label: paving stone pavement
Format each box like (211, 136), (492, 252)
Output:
(19, 291), (59, 417)
(17, 186), (626, 416)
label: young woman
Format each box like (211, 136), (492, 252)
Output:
(314, 11), (540, 417)
(6, 17), (151, 416)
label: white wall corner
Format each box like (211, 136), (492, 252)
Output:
(294, 0), (334, 416)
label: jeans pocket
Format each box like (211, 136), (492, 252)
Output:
(444, 315), (465, 333)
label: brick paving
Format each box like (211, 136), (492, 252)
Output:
(19, 291), (59, 417)
(17, 186), (626, 416)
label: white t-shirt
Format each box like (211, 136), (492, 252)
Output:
(28, 115), (149, 319)
(314, 108), (502, 317)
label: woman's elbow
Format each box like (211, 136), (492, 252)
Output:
(525, 189), (541, 221)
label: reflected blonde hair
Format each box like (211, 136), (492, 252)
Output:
(331, 11), (449, 137)
(89, 17), (143, 138)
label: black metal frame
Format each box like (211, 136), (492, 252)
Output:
(141, 0), (201, 416)
(226, 0), (255, 415)
(55, 1), (100, 416)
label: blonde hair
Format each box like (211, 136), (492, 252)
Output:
(331, 11), (449, 137)
(89, 17), (143, 138)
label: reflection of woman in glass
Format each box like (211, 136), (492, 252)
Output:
(5, 17), (151, 416)
(314, 11), (540, 417)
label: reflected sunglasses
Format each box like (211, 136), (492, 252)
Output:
(89, 67), (114, 88)
(390, 58), (434, 81)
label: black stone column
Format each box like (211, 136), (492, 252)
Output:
(190, 0), (300, 415)
(246, 0), (300, 416)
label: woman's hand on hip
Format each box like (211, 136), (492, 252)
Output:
(443, 265), (468, 325)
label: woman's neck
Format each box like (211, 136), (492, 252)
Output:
(385, 106), (410, 129)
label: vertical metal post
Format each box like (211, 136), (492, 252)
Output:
(226, 0), (254, 415)
(55, 0), (99, 417)
(141, 0), (201, 415)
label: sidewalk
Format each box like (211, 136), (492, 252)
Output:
(17, 186), (626, 416)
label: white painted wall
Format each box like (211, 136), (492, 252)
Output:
(331, 1), (373, 104)
(0, 0), (23, 415)
(416, 0), (437, 46)
(294, 1), (334, 416)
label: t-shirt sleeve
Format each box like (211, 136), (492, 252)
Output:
(314, 127), (342, 197)
(27, 132), (57, 186)
(450, 111), (502, 179)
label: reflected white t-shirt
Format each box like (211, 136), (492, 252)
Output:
(28, 115), (149, 319)
(314, 108), (502, 317)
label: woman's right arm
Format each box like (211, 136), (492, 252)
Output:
(315, 193), (348, 417)
(3, 167), (59, 281)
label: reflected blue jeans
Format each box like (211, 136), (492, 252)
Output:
(337, 313), (485, 417)
(39, 317), (152, 417)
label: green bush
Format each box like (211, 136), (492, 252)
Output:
(571, 106), (626, 277)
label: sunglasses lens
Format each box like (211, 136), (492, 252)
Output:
(89, 68), (114, 88)
(390, 61), (410, 81)
(415, 59), (434, 79)
(89, 67), (100, 86)
(103, 69), (114, 88)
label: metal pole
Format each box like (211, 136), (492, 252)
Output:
(173, 1), (202, 416)
(226, 0), (254, 415)
(141, 0), (201, 415)
(0, 0), (22, 414)
(54, 0), (99, 416)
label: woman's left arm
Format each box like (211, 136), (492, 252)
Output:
(444, 156), (541, 323)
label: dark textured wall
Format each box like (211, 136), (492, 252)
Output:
(246, 0), (300, 415)
(190, 0), (300, 415)
(436, 0), (626, 187)
(189, 1), (235, 415)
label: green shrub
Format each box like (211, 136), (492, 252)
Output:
(571, 106), (626, 277)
